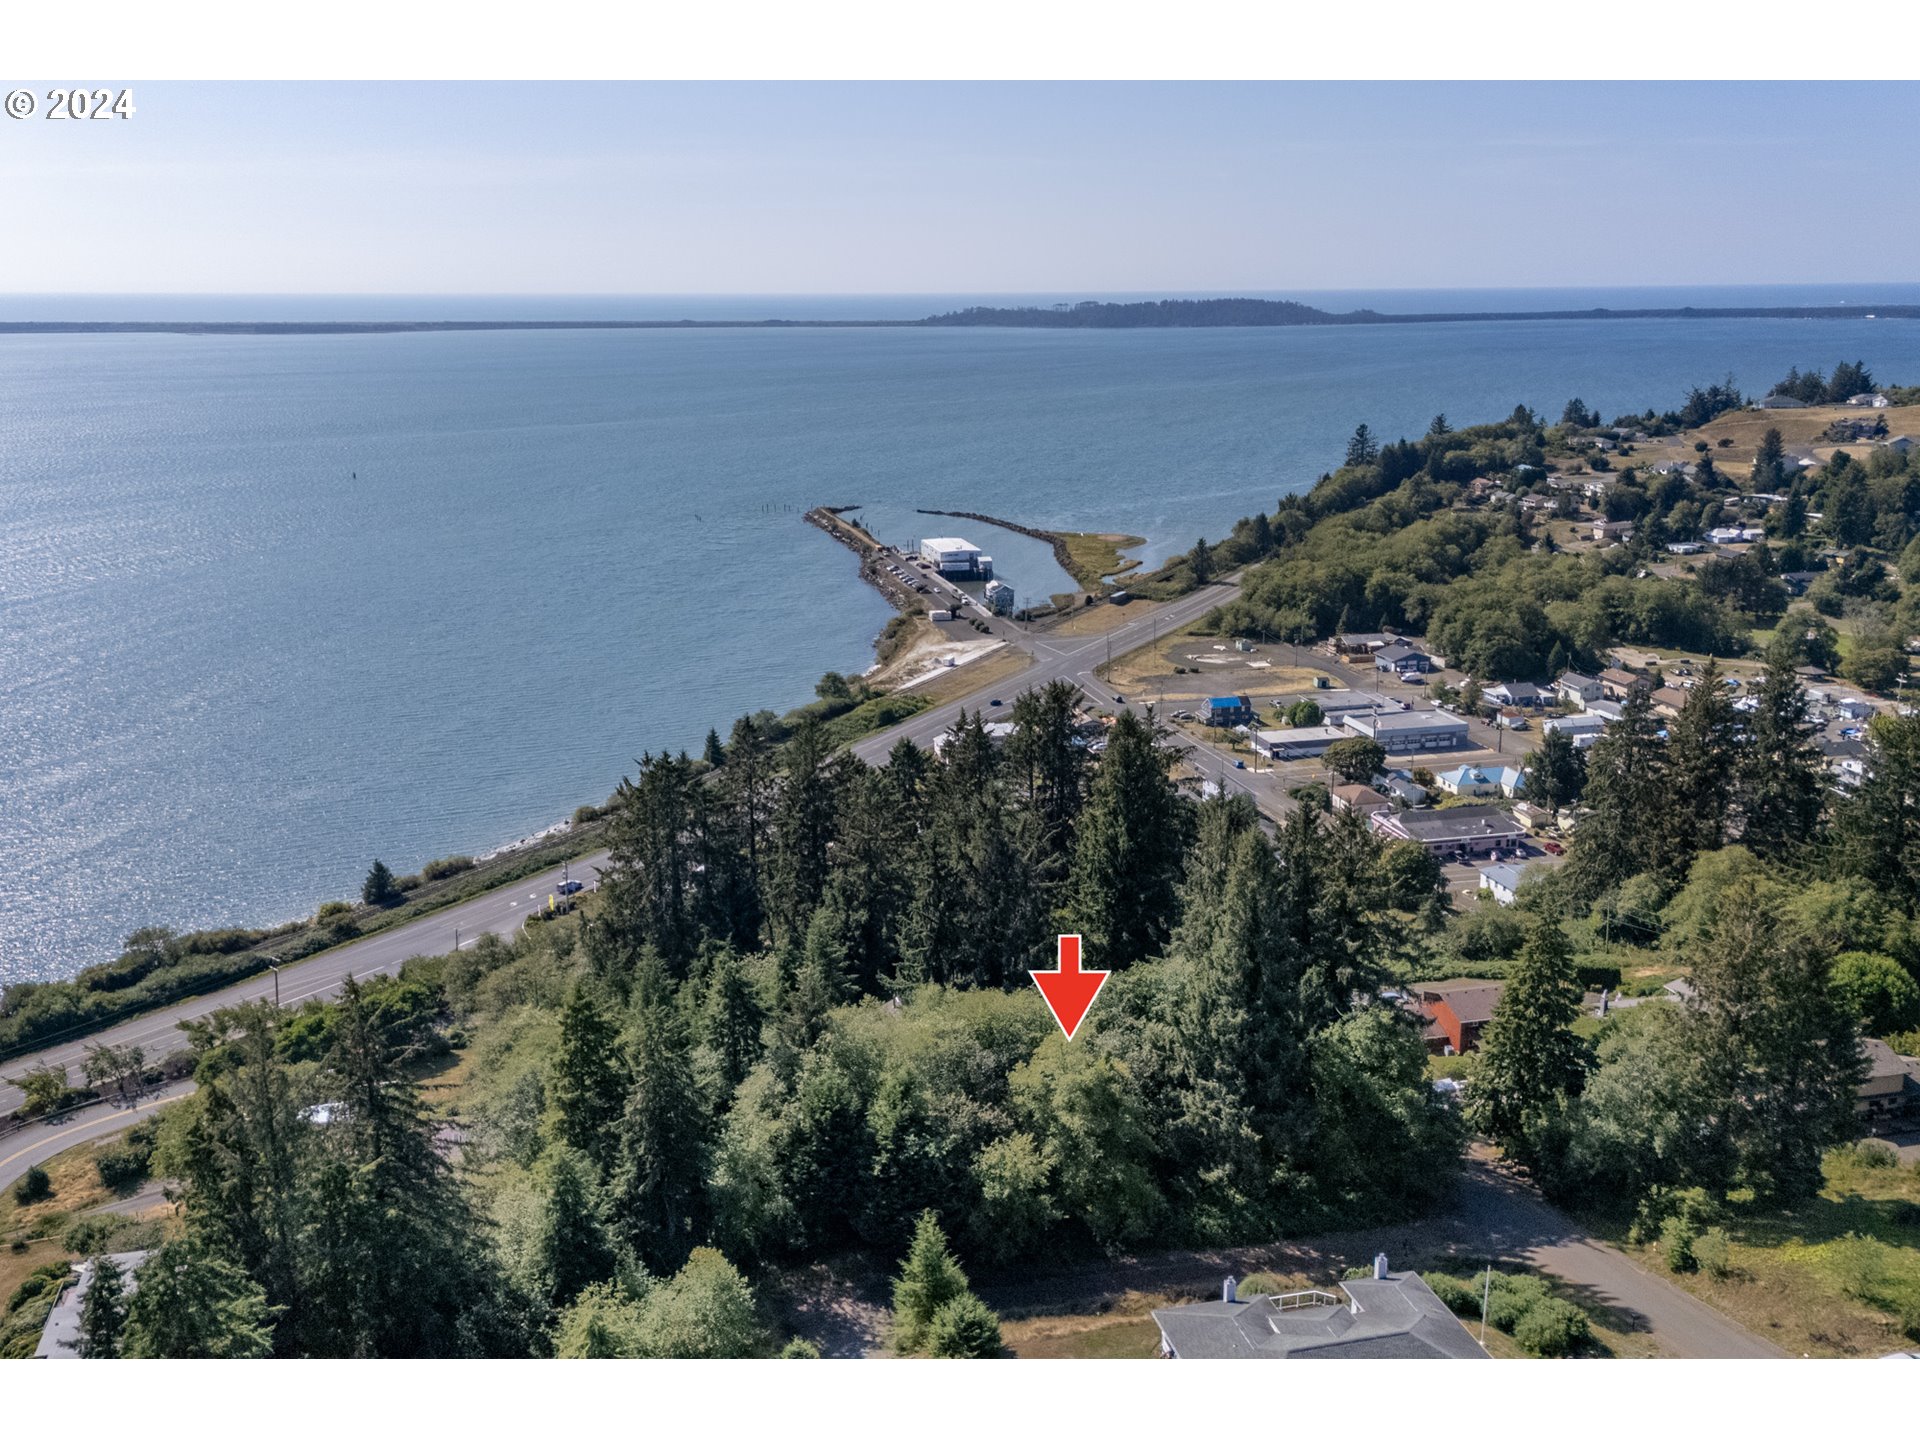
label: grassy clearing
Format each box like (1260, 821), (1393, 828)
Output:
(1055, 532), (1147, 591)
(1614, 1149), (1920, 1357)
(906, 647), (1035, 709)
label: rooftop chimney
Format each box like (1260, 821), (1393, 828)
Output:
(1373, 1252), (1389, 1280)
(1223, 1275), (1238, 1304)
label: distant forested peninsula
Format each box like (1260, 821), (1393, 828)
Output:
(917, 297), (1920, 327)
(5, 298), (1919, 335)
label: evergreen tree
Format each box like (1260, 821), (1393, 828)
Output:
(532, 1145), (619, 1310)
(300, 976), (514, 1357)
(1737, 644), (1825, 859)
(1688, 880), (1867, 1202)
(1466, 921), (1588, 1161)
(1661, 659), (1739, 874)
(766, 718), (845, 947)
(1169, 800), (1308, 1208)
(702, 727), (726, 767)
(1005, 680), (1089, 863)
(75, 1253), (128, 1358)
(1832, 712), (1920, 916)
(1275, 807), (1390, 1028)
(1062, 710), (1188, 970)
(891, 1210), (970, 1355)
(1751, 426), (1786, 490)
(1562, 689), (1670, 904)
(1248, 511), (1274, 553)
(122, 1242), (278, 1358)
(172, 1004), (307, 1352)
(361, 860), (401, 907)
(611, 1004), (708, 1274)
(1191, 537), (1214, 584)
(1346, 424), (1380, 468)
(1427, 413), (1451, 438)
(1522, 726), (1587, 811)
(701, 943), (766, 1100)
(549, 983), (628, 1171)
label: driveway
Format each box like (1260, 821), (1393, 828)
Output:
(967, 1147), (1781, 1359)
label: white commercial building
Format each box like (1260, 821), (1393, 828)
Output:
(919, 536), (994, 579)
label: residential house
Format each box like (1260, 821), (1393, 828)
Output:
(1152, 1260), (1489, 1360)
(1650, 686), (1691, 719)
(1373, 771), (1431, 808)
(1485, 681), (1546, 709)
(1370, 804), (1526, 856)
(1598, 667), (1650, 703)
(1592, 519), (1635, 543)
(1436, 764), (1503, 799)
(1887, 435), (1915, 457)
(1557, 671), (1603, 708)
(1374, 642), (1433, 676)
(1329, 631), (1399, 658)
(1846, 393), (1890, 408)
(1666, 541), (1706, 556)
(1859, 1039), (1920, 1133)
(1511, 800), (1554, 832)
(1544, 713), (1609, 740)
(1708, 525), (1764, 545)
(1412, 981), (1506, 1054)
(1756, 394), (1809, 409)
(1330, 783), (1392, 817)
(1583, 698), (1625, 723)
(36, 1250), (153, 1358)
(1204, 695), (1253, 728)
(1779, 570), (1820, 596)
(1479, 861), (1539, 907)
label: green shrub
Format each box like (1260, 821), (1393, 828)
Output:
(1421, 1272), (1481, 1317)
(926, 1294), (1003, 1358)
(1660, 1215), (1698, 1273)
(1827, 1232), (1889, 1302)
(420, 855), (476, 884)
(12, 1165), (51, 1204)
(315, 900), (353, 923)
(1484, 1272), (1552, 1333)
(4, 1262), (72, 1316)
(94, 1145), (149, 1191)
(1692, 1226), (1734, 1279)
(779, 1337), (821, 1358)
(1513, 1297), (1592, 1357)
(1852, 1140), (1898, 1170)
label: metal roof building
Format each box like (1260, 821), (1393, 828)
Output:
(1152, 1258), (1489, 1360)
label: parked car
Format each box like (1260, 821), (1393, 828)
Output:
(1234, 760), (1245, 769)
(1543, 841), (1565, 856)
(989, 698), (1002, 707)
(557, 879), (584, 895)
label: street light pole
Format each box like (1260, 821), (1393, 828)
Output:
(268, 960), (281, 1008)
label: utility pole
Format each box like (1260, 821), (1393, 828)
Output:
(1480, 1266), (1491, 1348)
(268, 960), (281, 1008)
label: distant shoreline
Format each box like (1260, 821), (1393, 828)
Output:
(5, 298), (1920, 336)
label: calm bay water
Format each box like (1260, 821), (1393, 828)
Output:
(5, 295), (1920, 983)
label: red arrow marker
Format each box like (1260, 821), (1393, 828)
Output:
(1031, 934), (1109, 1041)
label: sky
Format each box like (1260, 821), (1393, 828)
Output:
(3, 81), (1917, 295)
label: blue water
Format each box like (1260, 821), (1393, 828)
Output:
(5, 298), (1920, 983)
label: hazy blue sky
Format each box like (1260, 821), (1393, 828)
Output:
(4, 82), (1915, 294)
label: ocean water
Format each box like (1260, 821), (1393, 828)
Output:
(5, 301), (1920, 983)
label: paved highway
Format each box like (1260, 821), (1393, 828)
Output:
(851, 580), (1243, 764)
(0, 851), (610, 1116)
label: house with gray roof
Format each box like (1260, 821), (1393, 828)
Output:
(1152, 1257), (1489, 1359)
